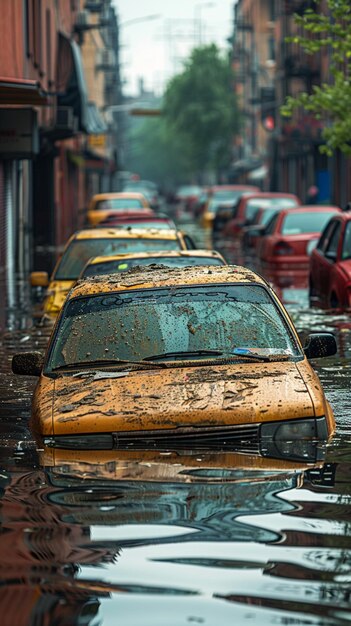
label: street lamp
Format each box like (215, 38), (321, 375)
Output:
(120, 14), (162, 29)
(194, 2), (216, 46)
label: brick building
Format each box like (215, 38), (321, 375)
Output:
(232, 0), (351, 206)
(0, 0), (121, 329)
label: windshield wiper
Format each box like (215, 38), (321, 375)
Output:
(231, 349), (290, 362)
(143, 350), (224, 361)
(52, 358), (167, 371)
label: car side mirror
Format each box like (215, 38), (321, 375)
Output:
(304, 333), (337, 359)
(12, 352), (44, 376)
(31, 271), (49, 287)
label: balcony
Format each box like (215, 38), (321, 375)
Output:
(284, 0), (317, 16)
(284, 55), (320, 79)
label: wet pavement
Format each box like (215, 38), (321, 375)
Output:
(0, 217), (351, 626)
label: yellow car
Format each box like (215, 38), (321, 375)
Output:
(87, 192), (152, 226)
(15, 265), (336, 449)
(79, 249), (227, 279)
(30, 228), (192, 318)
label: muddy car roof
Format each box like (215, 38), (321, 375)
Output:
(73, 228), (181, 240)
(72, 265), (265, 298)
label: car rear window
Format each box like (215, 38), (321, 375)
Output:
(244, 197), (298, 223)
(54, 238), (181, 280)
(95, 199), (143, 210)
(281, 211), (337, 235)
(82, 256), (225, 277)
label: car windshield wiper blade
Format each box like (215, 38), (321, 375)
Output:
(143, 350), (224, 361)
(52, 359), (167, 371)
(231, 349), (290, 362)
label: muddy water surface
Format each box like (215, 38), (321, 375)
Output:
(0, 219), (351, 626)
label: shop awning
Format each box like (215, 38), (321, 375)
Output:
(0, 77), (48, 105)
(57, 37), (106, 134)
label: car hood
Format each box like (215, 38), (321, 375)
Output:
(39, 360), (317, 436)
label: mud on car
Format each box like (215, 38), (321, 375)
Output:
(14, 265), (336, 451)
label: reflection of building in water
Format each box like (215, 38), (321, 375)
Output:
(0, 447), (335, 625)
(0, 469), (116, 626)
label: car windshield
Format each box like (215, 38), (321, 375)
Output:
(46, 284), (300, 371)
(94, 198), (144, 210)
(54, 238), (181, 280)
(282, 211), (337, 235)
(82, 256), (225, 277)
(245, 197), (298, 223)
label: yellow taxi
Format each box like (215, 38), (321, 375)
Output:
(79, 249), (227, 279)
(15, 265), (336, 449)
(87, 192), (152, 226)
(30, 228), (192, 318)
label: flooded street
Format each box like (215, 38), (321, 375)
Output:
(1, 219), (351, 626)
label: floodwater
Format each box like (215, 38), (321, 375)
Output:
(0, 217), (351, 626)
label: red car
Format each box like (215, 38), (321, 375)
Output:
(224, 192), (301, 238)
(258, 206), (341, 283)
(309, 211), (351, 308)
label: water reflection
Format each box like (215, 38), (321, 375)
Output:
(1, 223), (351, 625)
(2, 445), (351, 625)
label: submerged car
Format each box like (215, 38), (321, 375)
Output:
(87, 192), (153, 226)
(79, 250), (227, 279)
(309, 211), (351, 308)
(258, 206), (340, 281)
(201, 185), (259, 228)
(30, 228), (193, 318)
(15, 265), (336, 449)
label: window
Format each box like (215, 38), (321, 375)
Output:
(281, 212), (337, 235)
(317, 219), (337, 252)
(324, 222), (341, 259)
(46, 284), (300, 371)
(342, 222), (351, 260)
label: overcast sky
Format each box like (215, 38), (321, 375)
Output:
(113, 0), (234, 96)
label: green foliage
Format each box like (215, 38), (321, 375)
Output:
(125, 117), (193, 187)
(163, 45), (239, 175)
(281, 0), (351, 155)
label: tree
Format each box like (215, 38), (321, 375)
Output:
(125, 116), (193, 189)
(281, 0), (351, 155)
(163, 45), (239, 178)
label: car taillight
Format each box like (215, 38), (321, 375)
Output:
(273, 241), (294, 256)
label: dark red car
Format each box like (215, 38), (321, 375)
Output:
(258, 206), (341, 282)
(224, 192), (301, 238)
(309, 211), (351, 308)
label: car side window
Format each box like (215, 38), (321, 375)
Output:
(317, 220), (337, 252)
(341, 221), (351, 260)
(324, 221), (341, 260)
(264, 213), (279, 235)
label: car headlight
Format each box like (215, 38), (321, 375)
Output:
(260, 417), (328, 461)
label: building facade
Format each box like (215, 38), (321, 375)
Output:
(0, 0), (122, 329)
(232, 0), (351, 206)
